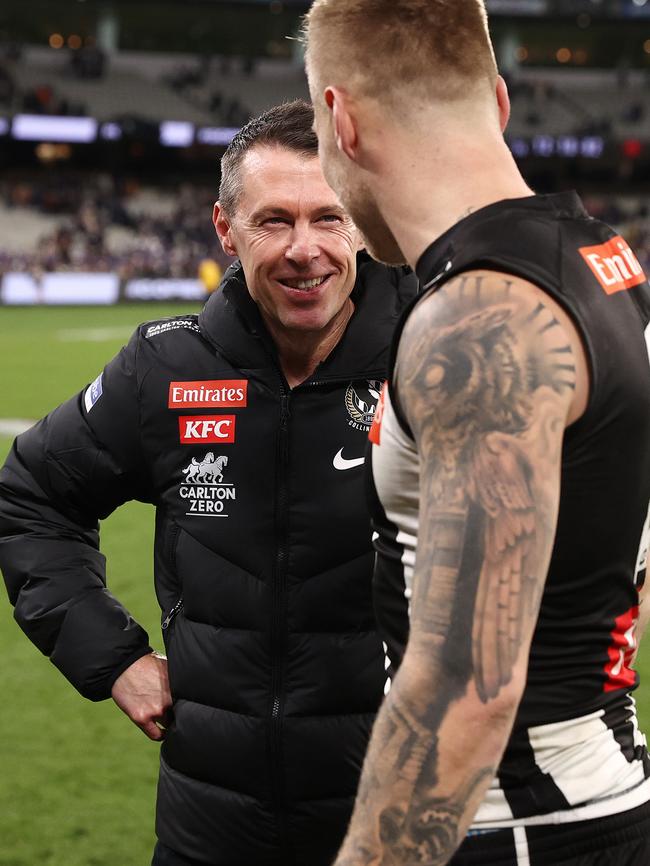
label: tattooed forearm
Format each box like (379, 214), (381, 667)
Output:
(334, 272), (577, 866)
(375, 767), (495, 866)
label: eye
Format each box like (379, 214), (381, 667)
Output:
(263, 217), (290, 225)
(318, 214), (342, 223)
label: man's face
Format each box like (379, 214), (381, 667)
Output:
(309, 66), (406, 267)
(215, 145), (362, 336)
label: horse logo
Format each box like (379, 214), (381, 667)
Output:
(182, 452), (228, 483)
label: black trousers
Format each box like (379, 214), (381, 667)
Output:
(450, 801), (650, 866)
(152, 801), (650, 866)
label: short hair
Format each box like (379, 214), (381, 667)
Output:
(304, 0), (498, 108)
(219, 99), (318, 215)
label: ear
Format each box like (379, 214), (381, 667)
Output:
(213, 202), (237, 257)
(325, 86), (359, 162)
(495, 75), (511, 133)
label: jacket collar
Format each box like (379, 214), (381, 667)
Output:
(198, 255), (416, 385)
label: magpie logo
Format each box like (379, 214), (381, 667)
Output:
(345, 380), (382, 431)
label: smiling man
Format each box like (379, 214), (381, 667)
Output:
(212, 108), (364, 387)
(0, 100), (417, 866)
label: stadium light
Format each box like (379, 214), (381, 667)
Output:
(196, 127), (239, 146)
(12, 115), (98, 143)
(159, 121), (195, 147)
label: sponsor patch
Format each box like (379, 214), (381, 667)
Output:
(604, 605), (639, 692)
(179, 415), (236, 444)
(84, 373), (103, 413)
(179, 451), (236, 517)
(169, 380), (248, 409)
(579, 235), (646, 295)
(368, 382), (387, 446)
(345, 379), (383, 432)
(145, 319), (200, 339)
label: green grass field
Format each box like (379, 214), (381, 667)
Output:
(1, 303), (650, 865)
(0, 304), (202, 866)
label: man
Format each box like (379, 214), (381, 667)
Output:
(0, 100), (417, 866)
(305, 3), (650, 864)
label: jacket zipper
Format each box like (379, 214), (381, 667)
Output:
(162, 597), (184, 630)
(162, 523), (183, 631)
(269, 388), (291, 861)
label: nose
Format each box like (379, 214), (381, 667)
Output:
(285, 224), (320, 268)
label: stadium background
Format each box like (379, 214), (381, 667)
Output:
(0, 1), (649, 863)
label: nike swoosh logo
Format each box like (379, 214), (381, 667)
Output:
(333, 448), (365, 471)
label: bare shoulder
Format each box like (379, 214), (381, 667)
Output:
(396, 269), (588, 445)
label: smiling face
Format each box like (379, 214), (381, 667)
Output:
(214, 144), (362, 339)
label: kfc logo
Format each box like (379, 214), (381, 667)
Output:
(179, 415), (236, 444)
(169, 380), (248, 409)
(579, 236), (646, 295)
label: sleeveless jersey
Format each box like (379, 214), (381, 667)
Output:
(369, 192), (650, 827)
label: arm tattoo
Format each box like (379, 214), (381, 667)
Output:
(336, 273), (576, 866)
(401, 273), (573, 698)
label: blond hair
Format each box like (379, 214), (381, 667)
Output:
(304, 0), (497, 107)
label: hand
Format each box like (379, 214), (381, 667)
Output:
(111, 652), (172, 741)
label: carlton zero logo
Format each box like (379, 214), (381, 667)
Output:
(168, 380), (248, 409)
(179, 415), (236, 444)
(179, 451), (235, 517)
(579, 235), (646, 296)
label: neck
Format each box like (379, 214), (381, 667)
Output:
(376, 118), (533, 271)
(263, 298), (355, 388)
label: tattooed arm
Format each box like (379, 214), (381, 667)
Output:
(335, 271), (587, 866)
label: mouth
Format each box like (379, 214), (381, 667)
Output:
(276, 274), (333, 292)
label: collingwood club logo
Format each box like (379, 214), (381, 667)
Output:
(179, 452), (236, 517)
(345, 380), (382, 431)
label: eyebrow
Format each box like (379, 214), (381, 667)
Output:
(251, 206), (293, 221)
(251, 204), (347, 222)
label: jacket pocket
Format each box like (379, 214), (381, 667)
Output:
(161, 596), (184, 651)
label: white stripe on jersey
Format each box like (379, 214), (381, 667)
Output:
(474, 777), (650, 830)
(473, 699), (650, 828)
(513, 827), (531, 865)
(370, 389), (419, 607)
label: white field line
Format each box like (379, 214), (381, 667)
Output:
(56, 326), (133, 342)
(0, 419), (35, 437)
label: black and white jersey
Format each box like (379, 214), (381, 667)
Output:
(369, 192), (650, 827)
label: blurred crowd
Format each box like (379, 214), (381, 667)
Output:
(0, 42), (252, 126)
(166, 55), (253, 127)
(0, 174), (232, 283)
(0, 174), (648, 285)
(0, 40), (103, 116)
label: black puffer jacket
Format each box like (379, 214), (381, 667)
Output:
(0, 257), (417, 865)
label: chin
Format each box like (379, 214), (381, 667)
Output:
(362, 234), (408, 267)
(343, 190), (407, 267)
